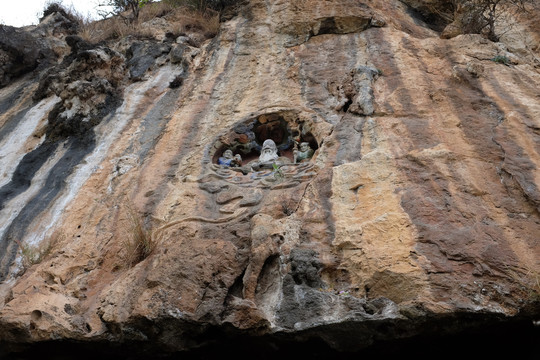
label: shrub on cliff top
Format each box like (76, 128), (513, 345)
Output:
(81, 1), (220, 43)
(164, 0), (241, 13)
(408, 0), (537, 41)
(41, 1), (80, 23)
(456, 0), (535, 41)
(39, 0), (83, 33)
(98, 0), (240, 22)
(98, 0), (153, 22)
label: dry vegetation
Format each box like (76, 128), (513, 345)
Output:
(78, 2), (220, 43)
(121, 202), (156, 268)
(414, 0), (539, 40)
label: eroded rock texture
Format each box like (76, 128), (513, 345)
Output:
(0, 0), (539, 358)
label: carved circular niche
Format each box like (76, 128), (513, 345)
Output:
(203, 109), (321, 188)
(207, 110), (319, 168)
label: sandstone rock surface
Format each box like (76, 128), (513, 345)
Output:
(0, 0), (539, 358)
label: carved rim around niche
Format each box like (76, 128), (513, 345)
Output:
(202, 109), (324, 187)
(205, 109), (322, 164)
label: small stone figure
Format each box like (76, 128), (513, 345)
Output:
(294, 142), (314, 163)
(259, 139), (279, 163)
(251, 139), (280, 171)
(218, 149), (242, 167)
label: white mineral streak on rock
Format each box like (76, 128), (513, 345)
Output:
(16, 65), (178, 249)
(0, 144), (68, 245)
(0, 96), (59, 188)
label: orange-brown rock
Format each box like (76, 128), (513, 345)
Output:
(0, 0), (538, 358)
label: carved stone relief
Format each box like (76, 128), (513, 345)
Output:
(156, 110), (329, 308)
(202, 110), (321, 189)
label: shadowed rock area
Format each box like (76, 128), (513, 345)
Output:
(0, 0), (538, 358)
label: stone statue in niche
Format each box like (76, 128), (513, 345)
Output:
(250, 139), (283, 171)
(211, 113), (320, 186)
(218, 149), (242, 167)
(259, 139), (279, 163)
(293, 142), (314, 163)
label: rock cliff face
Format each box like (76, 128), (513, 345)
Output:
(0, 0), (539, 358)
